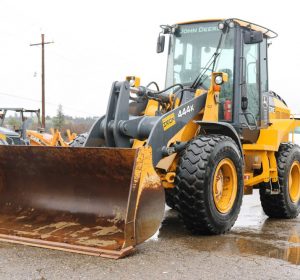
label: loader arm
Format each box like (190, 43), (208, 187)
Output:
(147, 93), (207, 166)
(85, 81), (207, 166)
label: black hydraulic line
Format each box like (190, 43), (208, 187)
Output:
(152, 83), (183, 95)
(146, 83), (184, 114)
(146, 81), (160, 91)
(171, 88), (195, 110)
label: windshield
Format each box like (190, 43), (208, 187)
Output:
(166, 22), (235, 89)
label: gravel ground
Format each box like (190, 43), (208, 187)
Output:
(0, 190), (299, 280)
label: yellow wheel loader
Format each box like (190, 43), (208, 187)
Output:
(0, 18), (299, 258)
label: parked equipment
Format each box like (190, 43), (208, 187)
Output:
(0, 107), (75, 146)
(0, 18), (299, 258)
(27, 128), (76, 147)
(0, 108), (41, 145)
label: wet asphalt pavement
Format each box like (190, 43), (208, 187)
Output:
(0, 190), (299, 280)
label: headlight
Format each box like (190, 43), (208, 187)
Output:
(215, 75), (223, 85)
(228, 21), (235, 28)
(218, 22), (225, 30)
(129, 79), (136, 87)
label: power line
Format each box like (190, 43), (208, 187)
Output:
(0, 91), (40, 103)
(0, 91), (98, 116)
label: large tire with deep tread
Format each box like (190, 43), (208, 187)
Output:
(165, 188), (176, 209)
(260, 143), (300, 218)
(69, 133), (88, 147)
(173, 134), (244, 234)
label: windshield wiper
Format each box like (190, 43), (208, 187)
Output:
(191, 30), (226, 90)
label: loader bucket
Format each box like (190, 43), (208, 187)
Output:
(0, 145), (165, 258)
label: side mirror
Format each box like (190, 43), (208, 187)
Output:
(156, 35), (165, 53)
(244, 30), (263, 44)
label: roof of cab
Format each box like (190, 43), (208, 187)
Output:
(177, 18), (278, 38)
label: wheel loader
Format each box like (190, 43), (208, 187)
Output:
(0, 18), (299, 259)
(0, 108), (42, 145)
(0, 108), (75, 146)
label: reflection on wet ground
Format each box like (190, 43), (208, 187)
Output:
(152, 190), (300, 265)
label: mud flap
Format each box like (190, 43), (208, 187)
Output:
(0, 146), (165, 258)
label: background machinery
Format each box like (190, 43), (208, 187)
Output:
(0, 107), (75, 146)
(0, 108), (41, 145)
(0, 18), (298, 258)
(27, 128), (76, 147)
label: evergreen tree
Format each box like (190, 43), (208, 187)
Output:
(52, 104), (65, 130)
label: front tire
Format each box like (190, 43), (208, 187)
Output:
(173, 135), (243, 234)
(165, 188), (177, 209)
(260, 143), (300, 218)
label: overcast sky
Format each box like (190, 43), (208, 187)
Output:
(0, 0), (299, 117)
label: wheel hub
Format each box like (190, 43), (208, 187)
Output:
(215, 170), (224, 199)
(289, 161), (300, 203)
(213, 158), (238, 214)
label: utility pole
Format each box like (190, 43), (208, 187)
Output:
(30, 34), (54, 129)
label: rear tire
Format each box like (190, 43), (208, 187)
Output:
(260, 143), (300, 218)
(173, 135), (243, 234)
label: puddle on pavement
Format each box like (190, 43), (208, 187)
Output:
(150, 190), (300, 265)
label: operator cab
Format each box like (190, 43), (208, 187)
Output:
(157, 19), (277, 143)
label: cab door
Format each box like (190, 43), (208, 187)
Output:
(241, 31), (268, 143)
